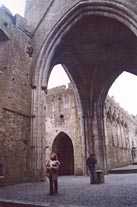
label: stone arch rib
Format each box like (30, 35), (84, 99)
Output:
(32, 0), (137, 88)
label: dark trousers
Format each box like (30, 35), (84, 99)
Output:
(49, 175), (58, 195)
(89, 169), (96, 184)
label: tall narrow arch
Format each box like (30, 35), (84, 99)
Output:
(52, 132), (74, 175)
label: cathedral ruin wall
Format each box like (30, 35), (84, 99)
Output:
(46, 85), (137, 172)
(0, 7), (32, 184)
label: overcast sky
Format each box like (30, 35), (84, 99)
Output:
(0, 0), (25, 16)
(108, 71), (137, 115)
(1, 0), (137, 115)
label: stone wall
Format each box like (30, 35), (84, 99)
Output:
(46, 85), (137, 172)
(104, 97), (137, 170)
(25, 0), (54, 32)
(0, 7), (32, 184)
(24, 0), (137, 56)
(45, 85), (84, 175)
(0, 0), (137, 185)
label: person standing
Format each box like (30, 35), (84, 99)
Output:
(131, 147), (136, 164)
(86, 153), (97, 184)
(46, 152), (60, 195)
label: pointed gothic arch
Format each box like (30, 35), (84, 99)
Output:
(31, 1), (137, 174)
(52, 132), (74, 175)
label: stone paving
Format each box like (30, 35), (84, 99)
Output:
(1, 174), (137, 207)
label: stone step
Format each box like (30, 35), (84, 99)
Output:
(0, 200), (49, 207)
(132, 162), (137, 165)
(109, 168), (137, 174)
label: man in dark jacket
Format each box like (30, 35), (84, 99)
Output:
(86, 153), (97, 184)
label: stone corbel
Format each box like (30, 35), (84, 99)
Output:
(41, 86), (47, 94)
(26, 43), (33, 57)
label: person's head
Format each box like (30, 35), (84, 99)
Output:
(50, 152), (57, 160)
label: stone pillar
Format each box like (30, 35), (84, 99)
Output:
(30, 86), (39, 179)
(31, 86), (48, 180)
(104, 109), (114, 171)
(92, 105), (106, 172)
(82, 98), (94, 157)
(82, 97), (106, 173)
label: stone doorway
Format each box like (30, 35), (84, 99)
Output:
(52, 132), (74, 175)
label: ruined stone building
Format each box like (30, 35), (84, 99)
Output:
(104, 97), (137, 170)
(1, 0), (137, 184)
(45, 85), (137, 175)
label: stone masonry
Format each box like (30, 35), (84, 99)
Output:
(0, 6), (32, 184)
(104, 97), (137, 170)
(45, 84), (84, 175)
(45, 84), (137, 174)
(1, 0), (137, 184)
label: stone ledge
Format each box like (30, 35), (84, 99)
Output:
(0, 200), (49, 207)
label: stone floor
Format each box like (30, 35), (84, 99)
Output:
(1, 174), (137, 207)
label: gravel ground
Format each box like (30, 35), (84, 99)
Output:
(0, 174), (137, 207)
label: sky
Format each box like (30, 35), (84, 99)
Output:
(48, 65), (70, 89)
(108, 71), (137, 115)
(1, 0), (137, 115)
(0, 0), (26, 16)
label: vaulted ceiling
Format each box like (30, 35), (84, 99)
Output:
(53, 15), (137, 100)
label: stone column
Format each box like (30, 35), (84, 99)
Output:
(82, 98), (94, 157)
(31, 86), (48, 180)
(82, 97), (106, 173)
(92, 103), (106, 172)
(104, 109), (114, 171)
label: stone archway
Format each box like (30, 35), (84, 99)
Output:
(31, 1), (137, 177)
(52, 132), (74, 175)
